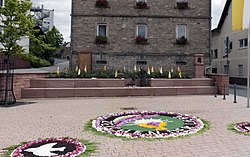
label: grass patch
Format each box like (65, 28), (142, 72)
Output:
(228, 123), (250, 136)
(1, 138), (96, 157)
(84, 119), (210, 141)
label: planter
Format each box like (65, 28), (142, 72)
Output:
(135, 36), (148, 45)
(176, 36), (187, 45)
(95, 36), (108, 44)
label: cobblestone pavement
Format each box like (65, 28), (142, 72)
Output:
(0, 95), (250, 157)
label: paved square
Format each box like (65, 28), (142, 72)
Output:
(0, 95), (250, 157)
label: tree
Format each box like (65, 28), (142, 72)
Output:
(0, 0), (34, 105)
(46, 26), (64, 49)
(29, 26), (63, 65)
(29, 30), (56, 66)
(0, 0), (34, 58)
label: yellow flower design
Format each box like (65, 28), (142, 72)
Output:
(137, 122), (167, 131)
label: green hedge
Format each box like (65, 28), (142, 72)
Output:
(19, 53), (51, 68)
(49, 69), (192, 79)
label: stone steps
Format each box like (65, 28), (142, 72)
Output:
(22, 86), (214, 98)
(21, 78), (215, 98)
(29, 78), (214, 88)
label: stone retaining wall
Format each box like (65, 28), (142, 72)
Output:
(0, 55), (31, 70)
(207, 74), (229, 95)
(14, 73), (47, 99)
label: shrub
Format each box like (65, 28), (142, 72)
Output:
(48, 68), (192, 79)
(19, 53), (52, 68)
(182, 72), (192, 79)
(48, 58), (55, 65)
(31, 58), (50, 68)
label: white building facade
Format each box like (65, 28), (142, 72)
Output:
(211, 0), (248, 85)
(31, 4), (55, 32)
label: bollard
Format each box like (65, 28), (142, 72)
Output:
(223, 84), (226, 100)
(214, 82), (217, 98)
(233, 84), (237, 103)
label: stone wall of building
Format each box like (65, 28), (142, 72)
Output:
(73, 0), (210, 16)
(71, 0), (211, 75)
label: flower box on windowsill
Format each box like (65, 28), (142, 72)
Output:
(135, 2), (149, 9)
(95, 36), (108, 44)
(176, 2), (189, 10)
(176, 37), (187, 45)
(95, 0), (109, 8)
(136, 36), (148, 45)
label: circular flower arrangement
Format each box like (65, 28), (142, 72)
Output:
(11, 138), (86, 157)
(234, 122), (250, 133)
(92, 111), (204, 138)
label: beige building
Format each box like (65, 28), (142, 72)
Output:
(211, 0), (248, 85)
(71, 0), (211, 76)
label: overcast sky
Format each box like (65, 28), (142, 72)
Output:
(32, 0), (227, 42)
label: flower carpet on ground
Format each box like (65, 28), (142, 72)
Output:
(92, 111), (205, 139)
(231, 122), (250, 135)
(3, 138), (96, 157)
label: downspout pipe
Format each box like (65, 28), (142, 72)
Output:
(205, 0), (212, 75)
(209, 0), (212, 66)
(69, 0), (73, 70)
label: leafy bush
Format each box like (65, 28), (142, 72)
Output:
(48, 68), (192, 79)
(182, 72), (192, 79)
(30, 57), (50, 68)
(19, 53), (51, 68)
(48, 58), (55, 65)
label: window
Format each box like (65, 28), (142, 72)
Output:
(97, 23), (107, 37)
(239, 65), (243, 76)
(213, 49), (218, 59)
(176, 25), (187, 39)
(0, 0), (3, 6)
(239, 38), (248, 48)
(136, 25), (147, 38)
